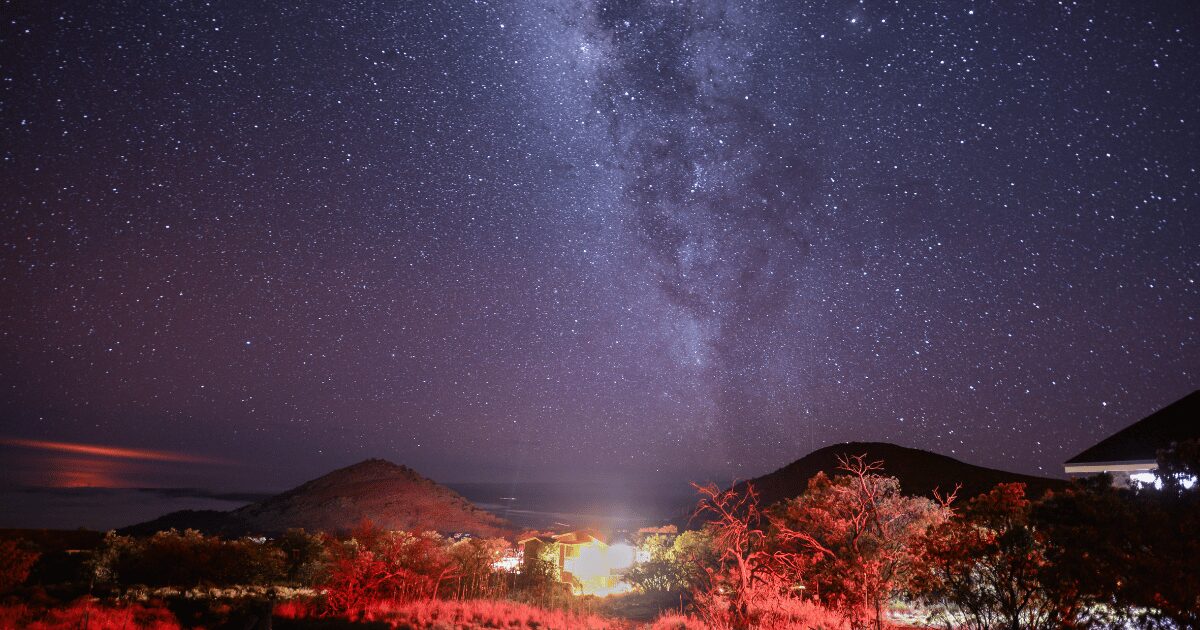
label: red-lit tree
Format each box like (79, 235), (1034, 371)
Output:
(690, 481), (799, 630)
(915, 482), (1080, 630)
(447, 536), (511, 599)
(771, 454), (949, 630)
(320, 521), (457, 614)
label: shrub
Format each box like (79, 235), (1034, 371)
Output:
(625, 530), (716, 596)
(771, 455), (948, 630)
(915, 483), (1074, 630)
(447, 536), (511, 599)
(319, 523), (457, 613)
(277, 528), (328, 585)
(90, 529), (286, 588)
(0, 539), (40, 593)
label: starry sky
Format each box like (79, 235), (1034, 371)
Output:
(1, 0), (1197, 491)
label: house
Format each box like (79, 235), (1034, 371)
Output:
(517, 528), (631, 596)
(1064, 390), (1200, 487)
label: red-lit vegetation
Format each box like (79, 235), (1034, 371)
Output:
(614, 445), (1198, 629)
(0, 598), (181, 630)
(676, 455), (947, 630)
(321, 523), (478, 612)
(0, 539), (40, 594)
(1, 443), (1197, 629)
(276, 597), (623, 629)
(770, 455), (950, 630)
(913, 483), (1067, 629)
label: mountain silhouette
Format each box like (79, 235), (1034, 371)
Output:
(738, 441), (1065, 507)
(123, 459), (513, 537)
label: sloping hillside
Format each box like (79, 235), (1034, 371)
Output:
(123, 459), (513, 537)
(740, 442), (1065, 508)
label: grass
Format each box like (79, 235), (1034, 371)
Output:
(275, 598), (632, 629)
(274, 596), (858, 629)
(598, 590), (687, 622)
(0, 597), (181, 630)
(679, 596), (851, 630)
(0, 594), (867, 629)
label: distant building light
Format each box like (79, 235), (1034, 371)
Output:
(1130, 472), (1159, 488)
(492, 553), (521, 572)
(1130, 472), (1197, 490)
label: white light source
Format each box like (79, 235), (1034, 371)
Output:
(608, 543), (635, 571)
(1130, 471), (1159, 488)
(1130, 472), (1197, 490)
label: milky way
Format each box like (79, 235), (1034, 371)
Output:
(1, 1), (1197, 489)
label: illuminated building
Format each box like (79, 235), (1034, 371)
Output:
(517, 529), (633, 596)
(1064, 390), (1199, 488)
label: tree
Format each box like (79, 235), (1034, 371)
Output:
(1031, 476), (1135, 628)
(320, 522), (457, 614)
(625, 530), (717, 596)
(513, 542), (567, 608)
(1154, 438), (1200, 496)
(279, 528), (328, 585)
(690, 481), (798, 630)
(772, 455), (948, 630)
(1125, 441), (1200, 627)
(88, 529), (285, 589)
(915, 483), (1078, 630)
(89, 531), (136, 588)
(1033, 443), (1200, 629)
(0, 539), (39, 593)
(671, 529), (719, 594)
(448, 537), (510, 599)
(624, 534), (679, 593)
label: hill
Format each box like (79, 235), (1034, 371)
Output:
(738, 442), (1066, 509)
(123, 459), (513, 537)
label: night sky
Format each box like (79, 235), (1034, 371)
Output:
(2, 1), (1197, 492)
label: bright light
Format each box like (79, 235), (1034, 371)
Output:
(608, 543), (635, 571)
(565, 541), (609, 582)
(492, 553), (520, 572)
(1131, 472), (1160, 488)
(557, 539), (637, 596)
(522, 532), (644, 597)
(1130, 472), (1197, 490)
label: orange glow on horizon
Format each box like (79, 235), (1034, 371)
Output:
(0, 437), (225, 464)
(43, 456), (125, 488)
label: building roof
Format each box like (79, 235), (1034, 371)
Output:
(517, 535), (556, 545)
(1065, 390), (1200, 466)
(553, 529), (606, 545)
(517, 528), (608, 546)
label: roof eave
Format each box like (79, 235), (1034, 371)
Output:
(1063, 460), (1157, 474)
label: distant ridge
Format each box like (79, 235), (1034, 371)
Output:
(738, 441), (1065, 508)
(123, 459), (513, 537)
